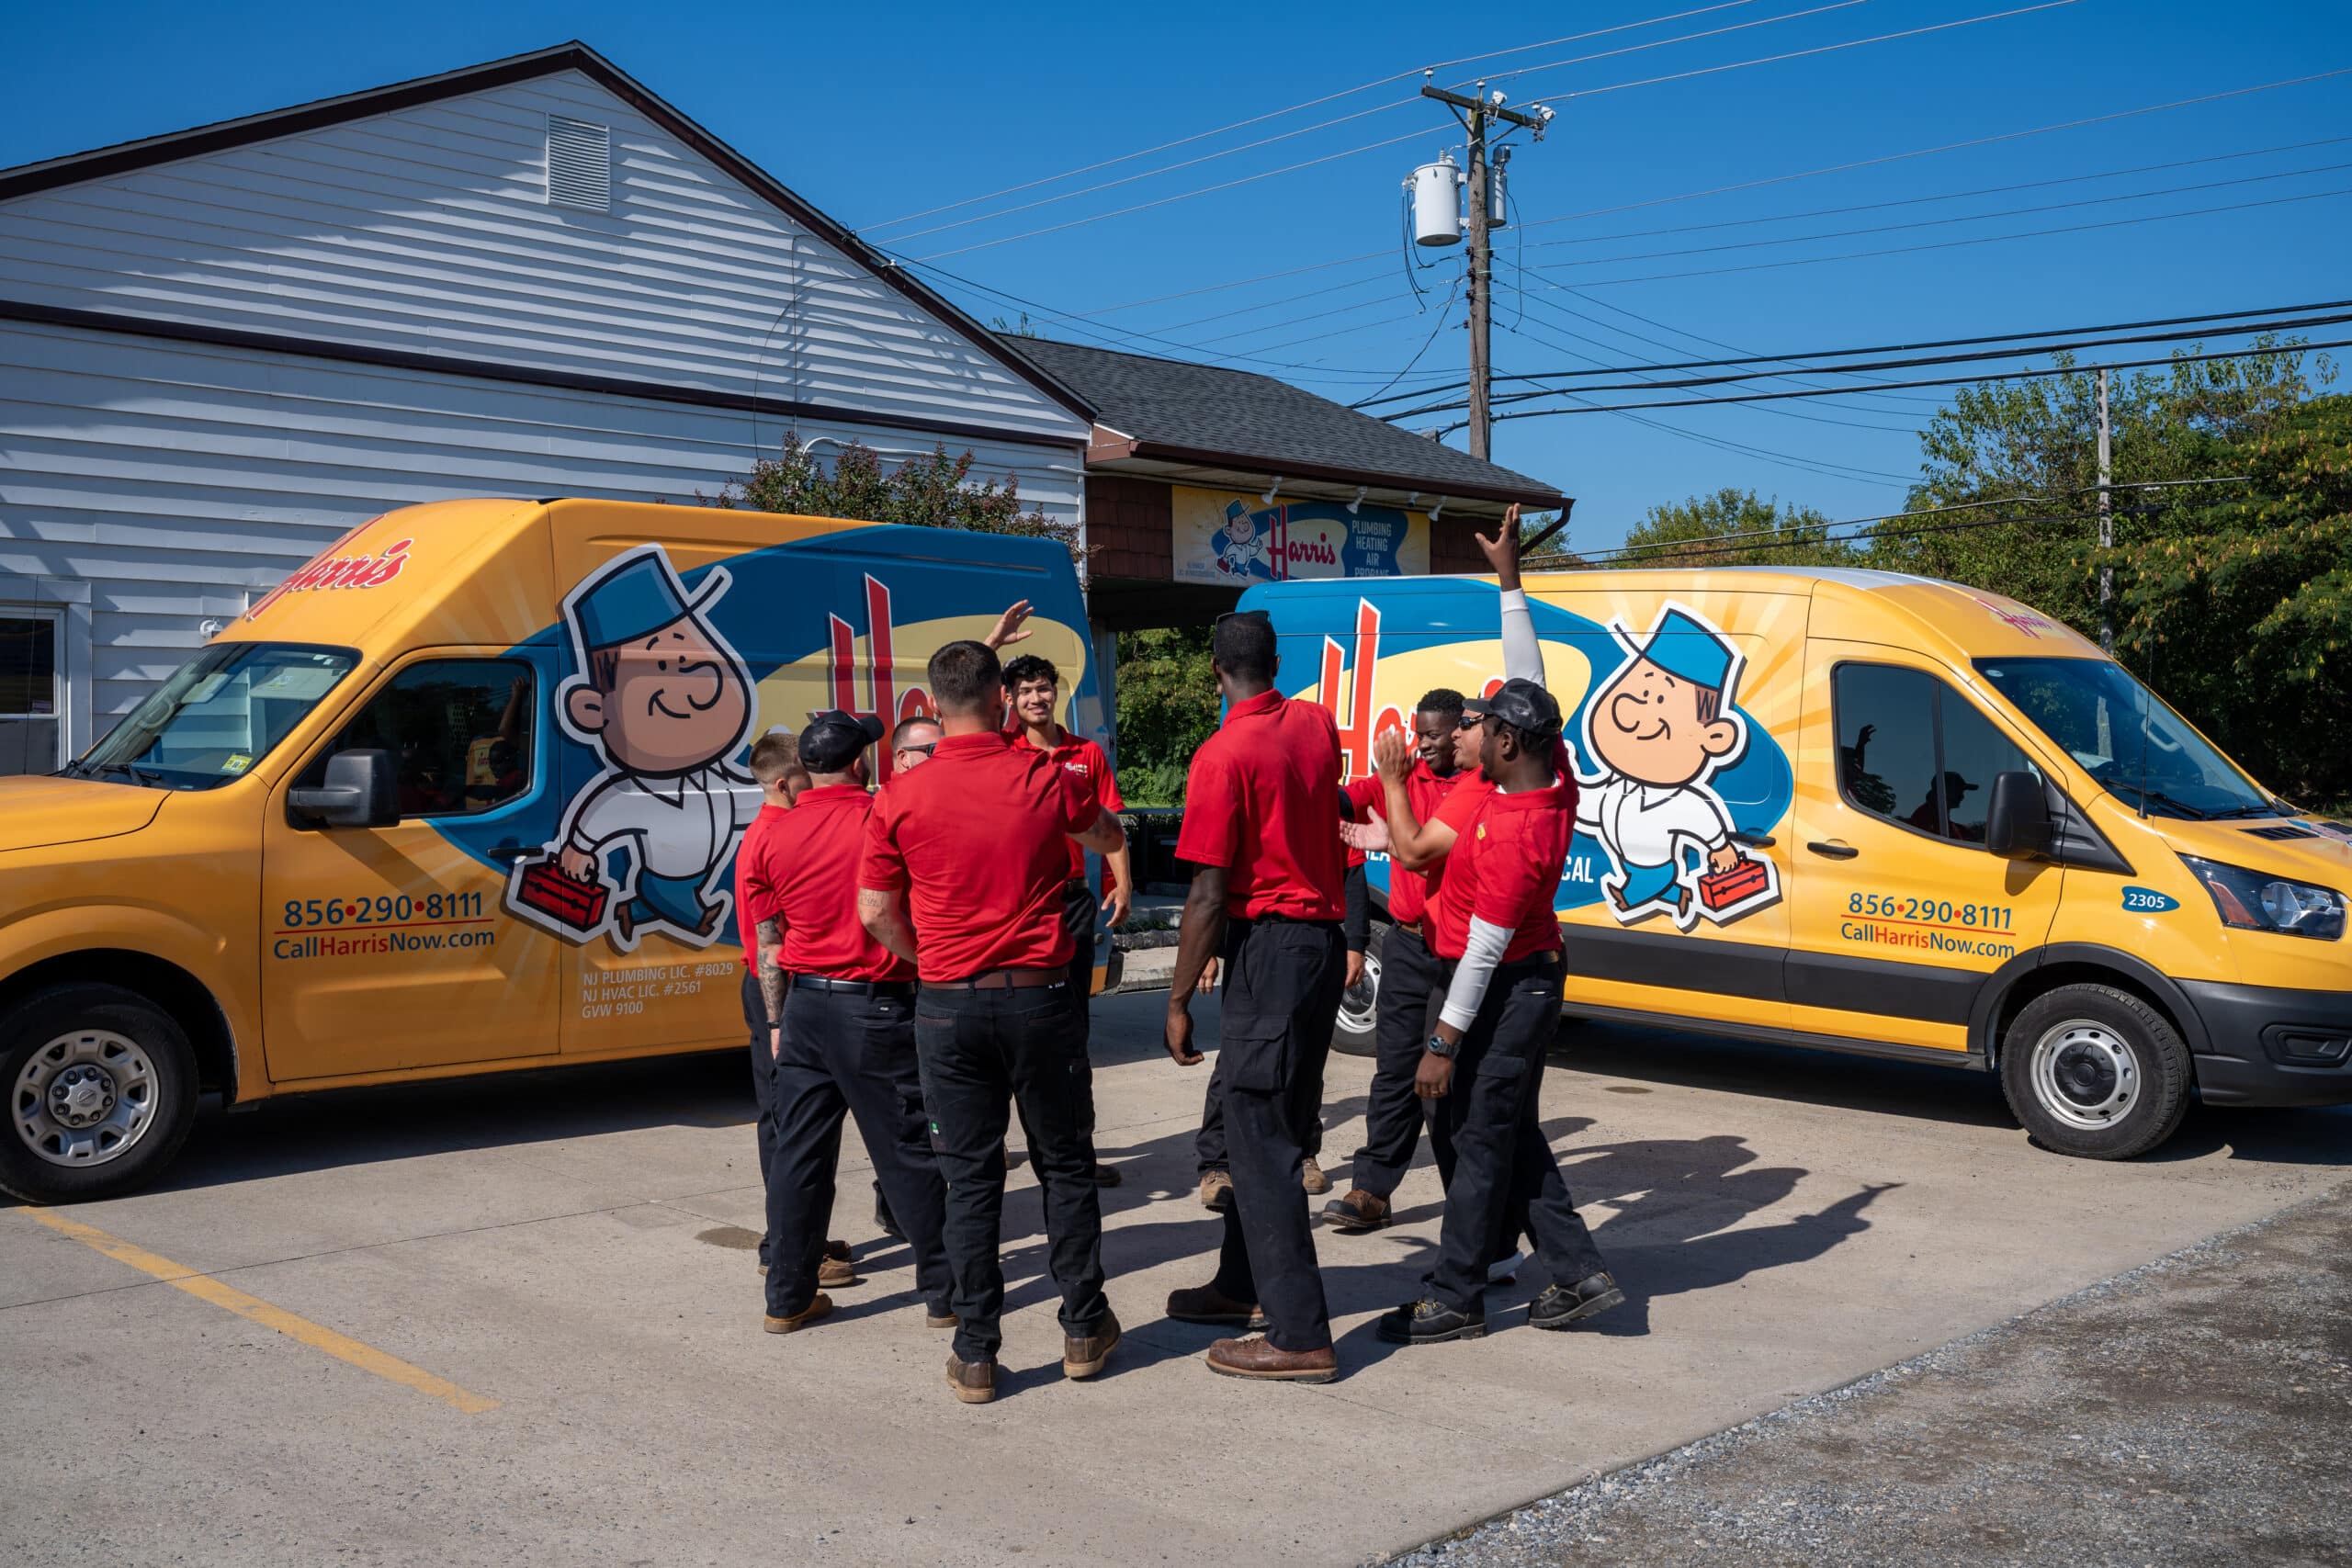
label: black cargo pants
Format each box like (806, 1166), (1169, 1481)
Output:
(1204, 916), (1345, 1353)
(1420, 950), (1607, 1312)
(741, 966), (779, 1269)
(915, 978), (1110, 1364)
(1345, 920), (1442, 1199)
(764, 981), (952, 1318)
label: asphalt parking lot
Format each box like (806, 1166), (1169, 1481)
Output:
(5, 989), (2347, 1567)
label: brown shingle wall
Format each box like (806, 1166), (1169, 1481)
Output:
(1430, 520), (1487, 575)
(1086, 475), (1172, 579)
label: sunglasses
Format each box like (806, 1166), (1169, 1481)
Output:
(897, 742), (937, 757)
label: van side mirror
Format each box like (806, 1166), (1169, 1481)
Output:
(288, 749), (396, 829)
(1984, 770), (2052, 860)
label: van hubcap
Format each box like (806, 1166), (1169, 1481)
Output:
(14, 1031), (158, 1168)
(1338, 948), (1381, 1036)
(2030, 1021), (2138, 1132)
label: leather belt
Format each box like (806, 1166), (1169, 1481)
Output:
(795, 975), (914, 997)
(1392, 919), (1423, 939)
(924, 967), (1067, 991)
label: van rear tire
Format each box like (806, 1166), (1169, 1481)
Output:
(1332, 923), (1385, 1058)
(1998, 983), (2191, 1160)
(1, 984), (199, 1204)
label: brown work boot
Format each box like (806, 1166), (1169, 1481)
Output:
(1063, 1308), (1122, 1379)
(1322, 1188), (1391, 1232)
(946, 1352), (998, 1404)
(1205, 1334), (1338, 1383)
(1166, 1283), (1268, 1329)
(818, 1254), (858, 1289)
(762, 1293), (833, 1334)
(1199, 1170), (1234, 1213)
(824, 1238), (853, 1263)
(1300, 1156), (1331, 1195)
(926, 1304), (957, 1329)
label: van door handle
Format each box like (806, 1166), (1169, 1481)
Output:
(488, 840), (532, 863)
(1806, 840), (1860, 861)
(1733, 832), (1776, 849)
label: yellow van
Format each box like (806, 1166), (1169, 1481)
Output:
(1256, 566), (2352, 1159)
(0, 499), (1105, 1203)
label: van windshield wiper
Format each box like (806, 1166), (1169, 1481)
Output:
(2205, 802), (2287, 820)
(2110, 782), (2212, 819)
(87, 760), (168, 789)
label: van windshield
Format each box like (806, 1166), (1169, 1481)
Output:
(65, 643), (358, 791)
(1974, 656), (2278, 820)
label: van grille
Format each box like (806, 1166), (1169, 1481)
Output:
(546, 117), (611, 212)
(2243, 822), (2321, 840)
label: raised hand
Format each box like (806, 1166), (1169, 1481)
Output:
(1340, 815), (1391, 853)
(1472, 502), (1523, 591)
(983, 600), (1035, 649)
(1373, 726), (1415, 782)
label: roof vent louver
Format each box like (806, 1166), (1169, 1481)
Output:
(546, 116), (611, 212)
(2245, 821), (2322, 840)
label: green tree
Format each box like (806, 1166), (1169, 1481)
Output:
(1865, 340), (2333, 621)
(1610, 487), (1852, 569)
(703, 431), (1073, 556)
(2107, 394), (2352, 803)
(1113, 625), (1216, 806)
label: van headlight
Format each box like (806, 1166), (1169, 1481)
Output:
(2180, 856), (2346, 941)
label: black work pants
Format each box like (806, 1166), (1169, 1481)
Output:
(1346, 922), (1442, 1199)
(915, 980), (1109, 1363)
(765, 983), (952, 1318)
(1422, 951), (1606, 1312)
(1204, 917), (1344, 1353)
(741, 967), (779, 1269)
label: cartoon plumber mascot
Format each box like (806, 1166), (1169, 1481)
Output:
(1574, 604), (1781, 931)
(508, 545), (763, 951)
(1213, 499), (1276, 581)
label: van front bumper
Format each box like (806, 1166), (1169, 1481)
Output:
(2180, 979), (2352, 1108)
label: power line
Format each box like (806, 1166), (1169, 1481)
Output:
(1353, 281), (1465, 407)
(910, 0), (2085, 262)
(858, 0), (1776, 231)
(1482, 337), (2352, 421)
(1368, 299), (2352, 411)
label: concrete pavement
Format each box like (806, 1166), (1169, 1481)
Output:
(3, 993), (2346, 1566)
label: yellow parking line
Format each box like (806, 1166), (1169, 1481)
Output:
(24, 1209), (499, 1415)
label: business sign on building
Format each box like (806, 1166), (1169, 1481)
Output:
(1171, 486), (1429, 586)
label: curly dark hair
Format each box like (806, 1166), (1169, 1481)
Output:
(1001, 654), (1060, 693)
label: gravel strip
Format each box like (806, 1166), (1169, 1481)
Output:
(1380, 1183), (2352, 1568)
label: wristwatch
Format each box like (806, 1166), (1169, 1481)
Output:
(1424, 1032), (1456, 1060)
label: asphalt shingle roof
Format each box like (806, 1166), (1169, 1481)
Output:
(1002, 336), (1562, 506)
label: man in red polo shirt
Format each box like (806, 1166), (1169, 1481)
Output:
(858, 638), (1127, 1405)
(756, 711), (955, 1337)
(1003, 652), (1130, 1190)
(729, 731), (849, 1287)
(1321, 686), (1472, 1233)
(1162, 610), (1348, 1384)
(1378, 676), (1623, 1345)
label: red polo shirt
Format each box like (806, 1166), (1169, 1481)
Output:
(756, 784), (913, 984)
(1344, 761), (1466, 926)
(1176, 689), (1346, 921)
(1010, 724), (1124, 881)
(859, 730), (1100, 982)
(733, 801), (788, 965)
(1430, 776), (1575, 962)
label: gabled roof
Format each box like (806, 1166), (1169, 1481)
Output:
(0, 41), (1094, 423)
(1003, 336), (1564, 510)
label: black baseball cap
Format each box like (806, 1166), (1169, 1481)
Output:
(1462, 678), (1563, 739)
(797, 710), (886, 773)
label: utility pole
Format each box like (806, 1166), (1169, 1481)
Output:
(2096, 365), (2113, 652)
(1420, 79), (1551, 461)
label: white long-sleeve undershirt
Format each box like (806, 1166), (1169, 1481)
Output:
(1499, 588), (1545, 690)
(1440, 915), (1515, 1032)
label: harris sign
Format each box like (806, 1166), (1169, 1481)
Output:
(1172, 486), (1429, 586)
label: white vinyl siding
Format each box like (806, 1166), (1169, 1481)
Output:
(0, 70), (1086, 445)
(0, 317), (1083, 743)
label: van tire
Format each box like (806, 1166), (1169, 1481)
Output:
(1333, 923), (1385, 1058)
(0, 984), (199, 1204)
(1998, 983), (2191, 1160)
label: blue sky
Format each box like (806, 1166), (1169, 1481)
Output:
(6, 0), (2347, 551)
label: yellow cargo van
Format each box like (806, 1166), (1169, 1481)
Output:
(1254, 567), (2352, 1159)
(0, 499), (1106, 1203)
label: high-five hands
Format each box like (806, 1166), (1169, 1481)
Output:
(1472, 502), (1523, 592)
(1373, 727), (1415, 782)
(984, 600), (1035, 649)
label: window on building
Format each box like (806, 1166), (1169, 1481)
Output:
(302, 660), (535, 818)
(1835, 662), (2038, 844)
(0, 613), (62, 776)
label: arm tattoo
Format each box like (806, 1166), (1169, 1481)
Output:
(755, 917), (786, 1026)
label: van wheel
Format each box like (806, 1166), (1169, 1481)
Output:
(1998, 983), (2190, 1160)
(1332, 923), (1385, 1058)
(1, 984), (199, 1204)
